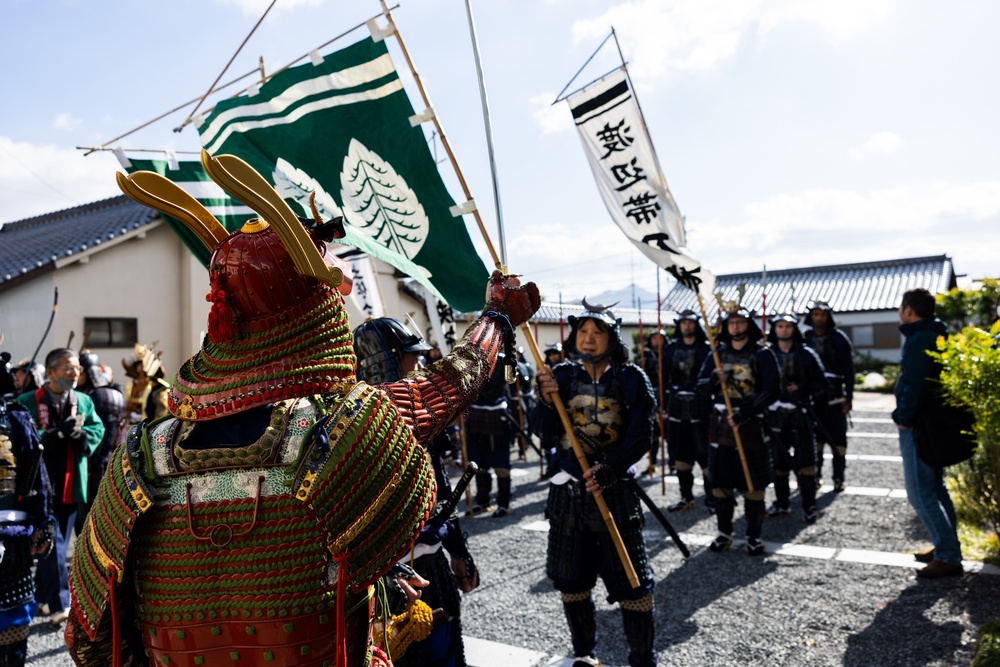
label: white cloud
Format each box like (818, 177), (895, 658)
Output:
(0, 137), (121, 223)
(848, 131), (905, 159)
(529, 92), (572, 135)
(570, 0), (892, 80)
(52, 112), (81, 131)
(688, 180), (1000, 278)
(215, 0), (322, 15)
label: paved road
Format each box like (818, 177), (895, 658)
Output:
(26, 392), (999, 666)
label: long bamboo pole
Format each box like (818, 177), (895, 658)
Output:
(695, 294), (755, 492)
(380, 2), (639, 587)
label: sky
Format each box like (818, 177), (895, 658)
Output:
(2, 0), (998, 306)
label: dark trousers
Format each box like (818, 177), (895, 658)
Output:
(35, 501), (76, 612)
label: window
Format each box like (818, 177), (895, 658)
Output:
(84, 317), (138, 348)
(873, 322), (900, 349)
(849, 325), (874, 348)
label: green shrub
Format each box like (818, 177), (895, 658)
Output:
(973, 619), (1000, 667)
(931, 322), (1000, 537)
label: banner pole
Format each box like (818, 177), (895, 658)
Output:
(379, 1), (502, 270)
(381, 1), (639, 587)
(656, 271), (666, 495)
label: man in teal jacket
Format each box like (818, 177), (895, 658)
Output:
(891, 288), (962, 579)
(17, 347), (104, 622)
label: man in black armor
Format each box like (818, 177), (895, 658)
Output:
(465, 363), (517, 517)
(0, 348), (55, 666)
(353, 316), (479, 667)
(536, 305), (657, 667)
(765, 315), (828, 523)
(803, 301), (855, 492)
(657, 311), (712, 512)
(74, 352), (126, 532)
(698, 305), (780, 555)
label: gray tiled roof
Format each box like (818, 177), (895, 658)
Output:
(662, 255), (956, 317)
(0, 196), (158, 293)
(532, 302), (676, 328)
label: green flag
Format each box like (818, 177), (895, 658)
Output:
(196, 36), (489, 312)
(120, 157), (254, 265)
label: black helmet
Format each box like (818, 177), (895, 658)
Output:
(766, 313), (803, 345)
(353, 317), (432, 384)
(803, 300), (837, 328)
(672, 309), (707, 343)
(565, 298), (627, 363)
(544, 342), (563, 355)
(717, 307), (763, 345)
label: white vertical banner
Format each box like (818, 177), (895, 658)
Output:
(567, 68), (715, 299)
(337, 251), (386, 323)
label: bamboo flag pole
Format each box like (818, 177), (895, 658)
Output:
(656, 271), (666, 496)
(695, 293), (755, 493)
(379, 1), (639, 587)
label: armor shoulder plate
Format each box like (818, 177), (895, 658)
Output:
(292, 383), (436, 589)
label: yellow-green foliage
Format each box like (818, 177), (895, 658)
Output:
(973, 619), (1000, 667)
(931, 322), (1000, 536)
(936, 278), (1000, 332)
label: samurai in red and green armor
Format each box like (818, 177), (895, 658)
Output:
(65, 152), (539, 667)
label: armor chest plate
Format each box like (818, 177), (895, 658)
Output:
(720, 347), (758, 404)
(669, 345), (702, 388)
(565, 377), (623, 452)
(776, 349), (803, 387)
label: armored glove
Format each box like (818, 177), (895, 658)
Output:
(58, 414), (86, 440)
(484, 271), (540, 328)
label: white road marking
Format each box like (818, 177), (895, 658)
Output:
(521, 523), (1000, 575)
(464, 636), (549, 667)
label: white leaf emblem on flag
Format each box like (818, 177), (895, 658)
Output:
(272, 158), (344, 221)
(340, 138), (429, 260)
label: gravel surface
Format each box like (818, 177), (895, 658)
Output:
(25, 392), (998, 666)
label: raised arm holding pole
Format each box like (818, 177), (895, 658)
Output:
(380, 0), (640, 588)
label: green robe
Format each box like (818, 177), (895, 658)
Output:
(17, 388), (104, 504)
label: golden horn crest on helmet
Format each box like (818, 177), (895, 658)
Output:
(199, 150), (344, 289)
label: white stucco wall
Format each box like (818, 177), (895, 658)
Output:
(0, 221), (209, 377)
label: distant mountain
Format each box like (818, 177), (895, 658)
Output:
(567, 284), (660, 310)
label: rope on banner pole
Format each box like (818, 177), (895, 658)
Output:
(174, 0), (278, 132)
(84, 7), (400, 156)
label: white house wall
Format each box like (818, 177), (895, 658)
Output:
(0, 222), (210, 377)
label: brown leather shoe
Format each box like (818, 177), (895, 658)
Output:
(913, 548), (934, 563)
(917, 559), (963, 579)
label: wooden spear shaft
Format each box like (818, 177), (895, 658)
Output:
(695, 293), (755, 493)
(380, 2), (639, 588)
(521, 331), (640, 588)
(656, 336), (666, 496)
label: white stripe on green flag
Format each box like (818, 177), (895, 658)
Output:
(195, 36), (489, 313)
